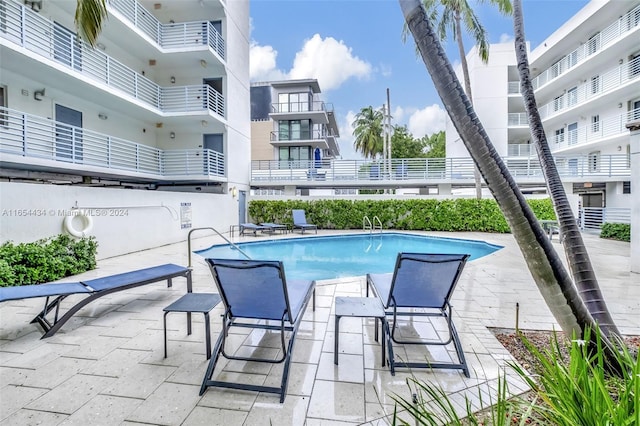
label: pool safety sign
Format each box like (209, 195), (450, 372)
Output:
(180, 202), (192, 229)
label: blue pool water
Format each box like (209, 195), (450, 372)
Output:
(196, 233), (502, 281)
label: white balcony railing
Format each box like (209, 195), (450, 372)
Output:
(532, 4), (640, 89)
(107, 0), (225, 59)
(0, 0), (225, 118)
(508, 113), (529, 126)
(507, 144), (534, 157)
(508, 81), (521, 94)
(551, 109), (640, 151)
(538, 56), (640, 120)
(251, 155), (630, 183)
(271, 101), (328, 114)
(0, 108), (225, 178)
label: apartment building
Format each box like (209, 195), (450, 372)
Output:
(446, 0), (638, 227)
(0, 0), (250, 257)
(250, 79), (340, 195)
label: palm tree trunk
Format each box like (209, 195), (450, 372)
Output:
(455, 14), (483, 200)
(512, 0), (620, 338)
(399, 0), (596, 338)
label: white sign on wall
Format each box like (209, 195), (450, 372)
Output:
(180, 202), (192, 229)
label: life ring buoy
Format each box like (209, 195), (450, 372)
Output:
(63, 212), (93, 238)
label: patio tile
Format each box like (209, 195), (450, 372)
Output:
(102, 363), (176, 399)
(23, 356), (94, 389)
(307, 380), (365, 423)
(0, 385), (49, 421)
(181, 406), (247, 426)
(25, 375), (117, 414)
(0, 408), (67, 425)
(125, 382), (201, 425)
(242, 394), (309, 425)
(57, 395), (142, 425)
(316, 352), (364, 383)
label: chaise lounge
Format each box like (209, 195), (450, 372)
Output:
(292, 209), (317, 234)
(0, 263), (192, 338)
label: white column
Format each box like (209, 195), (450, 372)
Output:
(627, 122), (640, 274)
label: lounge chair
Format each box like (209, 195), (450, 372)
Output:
(366, 253), (470, 377)
(239, 223), (267, 236)
(200, 258), (316, 402)
(0, 264), (192, 338)
(291, 209), (317, 234)
(260, 222), (288, 234)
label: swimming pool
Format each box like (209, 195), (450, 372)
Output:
(196, 232), (502, 281)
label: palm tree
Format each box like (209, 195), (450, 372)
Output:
(404, 0), (512, 199)
(352, 106), (384, 159)
(511, 0), (619, 338)
(74, 0), (108, 47)
(398, 0), (608, 342)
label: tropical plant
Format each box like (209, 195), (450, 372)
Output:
(404, 0), (512, 199)
(390, 125), (427, 158)
(511, 0), (619, 339)
(74, 0), (108, 47)
(422, 130), (446, 158)
(399, 0), (605, 346)
(352, 106), (384, 159)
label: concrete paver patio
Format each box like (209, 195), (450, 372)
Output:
(0, 231), (637, 425)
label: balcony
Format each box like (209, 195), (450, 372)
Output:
(507, 81), (521, 94)
(270, 101), (331, 123)
(0, 108), (225, 180)
(0, 0), (225, 119)
(551, 109), (639, 152)
(507, 113), (529, 126)
(250, 155), (629, 185)
(507, 144), (534, 157)
(532, 4), (640, 90)
(108, 0), (225, 59)
(537, 56), (640, 120)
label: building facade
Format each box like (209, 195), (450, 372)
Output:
(0, 0), (250, 257)
(446, 0), (638, 227)
(250, 79), (340, 196)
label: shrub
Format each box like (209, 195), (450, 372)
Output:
(248, 198), (555, 233)
(600, 223), (630, 242)
(0, 235), (98, 287)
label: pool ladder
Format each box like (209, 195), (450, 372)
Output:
(363, 215), (383, 233)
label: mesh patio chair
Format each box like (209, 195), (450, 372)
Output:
(366, 253), (471, 377)
(292, 209), (317, 234)
(200, 258), (315, 402)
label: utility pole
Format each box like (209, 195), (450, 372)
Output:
(386, 88), (391, 178)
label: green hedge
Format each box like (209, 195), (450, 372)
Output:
(248, 198), (556, 233)
(0, 235), (98, 287)
(600, 223), (631, 242)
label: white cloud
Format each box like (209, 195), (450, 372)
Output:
(499, 33), (514, 44)
(288, 34), (372, 91)
(249, 42), (286, 81)
(249, 35), (372, 91)
(406, 104), (447, 138)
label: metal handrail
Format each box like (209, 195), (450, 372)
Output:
(363, 216), (372, 232)
(373, 216), (383, 232)
(187, 227), (251, 268)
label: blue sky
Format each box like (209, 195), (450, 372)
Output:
(249, 0), (590, 159)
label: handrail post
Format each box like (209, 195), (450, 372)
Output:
(187, 227), (251, 268)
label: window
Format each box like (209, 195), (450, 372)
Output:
(278, 119), (311, 141)
(567, 122), (578, 145)
(623, 181), (631, 194)
(278, 146), (311, 167)
(567, 50), (578, 68)
(0, 85), (6, 127)
(588, 151), (600, 172)
(567, 87), (578, 107)
(633, 99), (640, 120)
(628, 144), (632, 168)
(277, 92), (311, 113)
(553, 95), (564, 111)
(587, 34), (600, 55)
(590, 76), (600, 94)
(630, 52), (640, 78)
(591, 115), (600, 133)
(551, 59), (563, 78)
(555, 128), (565, 144)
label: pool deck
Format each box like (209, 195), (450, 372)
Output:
(0, 231), (637, 425)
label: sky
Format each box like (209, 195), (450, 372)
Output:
(249, 0), (591, 159)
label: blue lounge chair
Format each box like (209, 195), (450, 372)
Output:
(292, 209), (317, 234)
(200, 258), (315, 402)
(239, 223), (267, 236)
(260, 222), (288, 234)
(366, 253), (470, 377)
(0, 264), (192, 338)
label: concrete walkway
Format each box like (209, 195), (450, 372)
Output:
(0, 231), (636, 425)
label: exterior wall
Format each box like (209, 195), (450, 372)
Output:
(0, 182), (238, 260)
(445, 43), (515, 158)
(630, 125), (640, 273)
(251, 121), (275, 161)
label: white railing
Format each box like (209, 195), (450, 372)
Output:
(250, 155), (630, 183)
(538, 56), (640, 120)
(508, 81), (520, 94)
(552, 109), (640, 151)
(107, 0), (225, 58)
(0, 108), (225, 178)
(271, 101), (327, 113)
(532, 4), (640, 89)
(579, 207), (631, 231)
(507, 112), (529, 126)
(0, 0), (225, 118)
(507, 144), (534, 157)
